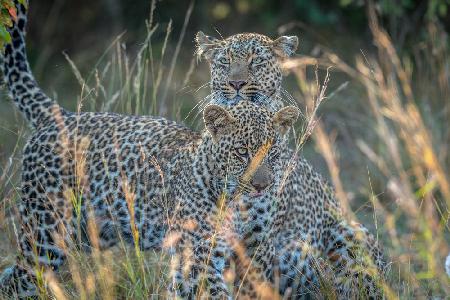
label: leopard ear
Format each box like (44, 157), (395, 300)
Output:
(203, 104), (236, 141)
(196, 31), (220, 60)
(273, 106), (299, 134)
(272, 36), (299, 58)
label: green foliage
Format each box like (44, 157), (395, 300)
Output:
(0, 0), (26, 50)
(427, 0), (450, 19)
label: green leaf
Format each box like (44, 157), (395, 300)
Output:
(339, 0), (353, 6)
(0, 25), (11, 42)
(438, 3), (448, 16)
(0, 24), (11, 50)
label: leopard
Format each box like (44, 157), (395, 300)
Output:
(0, 9), (196, 295)
(168, 102), (299, 299)
(0, 2), (302, 298)
(0, 0), (388, 299)
(194, 31), (389, 298)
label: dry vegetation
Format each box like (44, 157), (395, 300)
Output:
(0, 1), (449, 299)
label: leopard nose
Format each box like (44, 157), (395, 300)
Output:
(251, 180), (269, 192)
(250, 165), (273, 192)
(229, 80), (247, 91)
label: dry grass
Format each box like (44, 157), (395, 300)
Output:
(282, 4), (450, 298)
(0, 1), (449, 299)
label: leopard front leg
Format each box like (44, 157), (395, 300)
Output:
(168, 220), (231, 300)
(323, 220), (388, 299)
(231, 238), (279, 300)
(275, 240), (336, 299)
(0, 211), (69, 299)
(0, 264), (40, 299)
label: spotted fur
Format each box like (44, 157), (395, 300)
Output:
(195, 31), (389, 298)
(0, 2), (297, 298)
(196, 31), (297, 111)
(168, 102), (298, 299)
(0, 1), (388, 299)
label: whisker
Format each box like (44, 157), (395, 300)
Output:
(194, 81), (212, 93)
(253, 93), (279, 112)
(280, 87), (299, 107)
(194, 97), (215, 120)
(185, 91), (219, 121)
(195, 92), (219, 115)
(237, 180), (254, 193)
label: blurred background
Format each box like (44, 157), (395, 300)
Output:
(1, 0), (449, 297)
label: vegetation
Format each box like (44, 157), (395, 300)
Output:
(0, 0), (449, 298)
(0, 0), (26, 49)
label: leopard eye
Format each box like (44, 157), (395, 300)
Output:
(252, 57), (265, 66)
(235, 147), (248, 156)
(218, 57), (230, 65)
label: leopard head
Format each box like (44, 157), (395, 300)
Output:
(202, 101), (299, 198)
(196, 32), (298, 111)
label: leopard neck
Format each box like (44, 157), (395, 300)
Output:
(179, 131), (222, 200)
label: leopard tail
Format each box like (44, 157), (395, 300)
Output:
(1, 0), (64, 129)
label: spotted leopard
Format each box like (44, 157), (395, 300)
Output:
(195, 31), (388, 298)
(168, 102), (298, 299)
(0, 1), (298, 298)
(0, 1), (388, 299)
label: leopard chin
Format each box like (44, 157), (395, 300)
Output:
(210, 91), (272, 107)
(210, 93), (243, 106)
